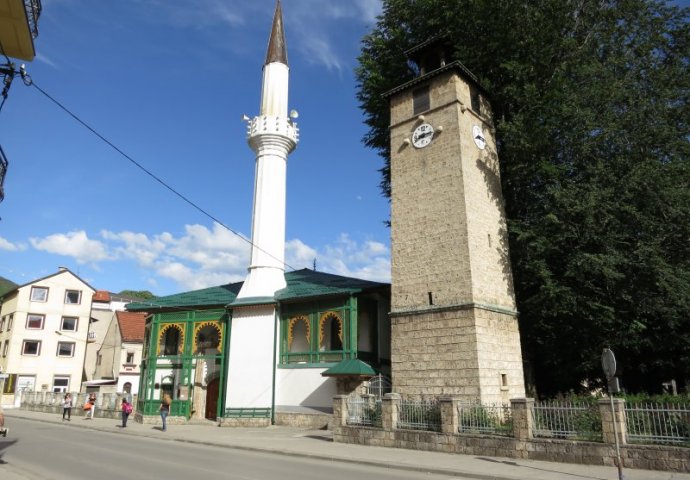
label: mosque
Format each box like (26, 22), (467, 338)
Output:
(128, 0), (524, 426)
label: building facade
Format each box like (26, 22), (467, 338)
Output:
(0, 267), (95, 406)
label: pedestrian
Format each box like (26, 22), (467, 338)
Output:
(159, 393), (171, 431)
(121, 398), (133, 428)
(62, 393), (72, 421)
(84, 392), (96, 420)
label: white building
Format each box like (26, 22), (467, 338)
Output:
(0, 267), (95, 406)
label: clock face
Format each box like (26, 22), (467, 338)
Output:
(412, 123), (434, 149)
(472, 125), (486, 150)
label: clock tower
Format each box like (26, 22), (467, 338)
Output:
(386, 39), (525, 403)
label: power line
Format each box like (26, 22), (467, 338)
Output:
(16, 70), (297, 273)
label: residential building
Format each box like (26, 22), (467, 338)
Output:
(92, 310), (146, 395)
(0, 267), (95, 406)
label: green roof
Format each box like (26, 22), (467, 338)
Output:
(321, 358), (377, 377)
(127, 269), (389, 312)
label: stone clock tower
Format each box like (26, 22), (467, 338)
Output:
(387, 39), (525, 403)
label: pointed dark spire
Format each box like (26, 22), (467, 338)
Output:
(265, 0), (288, 66)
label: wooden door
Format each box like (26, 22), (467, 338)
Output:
(205, 377), (219, 420)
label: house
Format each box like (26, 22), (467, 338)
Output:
(91, 310), (146, 395)
(0, 267), (95, 406)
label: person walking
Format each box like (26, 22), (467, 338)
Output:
(84, 393), (96, 420)
(121, 398), (133, 428)
(159, 393), (171, 432)
(62, 393), (72, 421)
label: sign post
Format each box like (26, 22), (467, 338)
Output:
(601, 348), (624, 480)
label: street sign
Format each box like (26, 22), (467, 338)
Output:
(601, 348), (617, 380)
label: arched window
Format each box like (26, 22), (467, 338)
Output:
(159, 325), (183, 356)
(193, 322), (221, 355)
(319, 312), (343, 352)
(288, 316), (310, 352)
(123, 382), (132, 394)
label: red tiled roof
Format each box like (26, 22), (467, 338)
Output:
(93, 290), (110, 302)
(116, 311), (146, 343)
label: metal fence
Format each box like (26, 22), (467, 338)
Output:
(367, 374), (392, 400)
(458, 402), (513, 436)
(532, 400), (602, 442)
(625, 403), (690, 446)
(398, 398), (442, 432)
(346, 396), (382, 427)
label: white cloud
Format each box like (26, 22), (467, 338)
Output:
(29, 231), (112, 264)
(145, 0), (245, 29)
(0, 236), (26, 252)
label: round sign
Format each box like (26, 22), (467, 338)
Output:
(601, 348), (617, 380)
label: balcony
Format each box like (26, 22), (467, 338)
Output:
(87, 331), (97, 342)
(0, 145), (7, 203)
(0, 0), (42, 61)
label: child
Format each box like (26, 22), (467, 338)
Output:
(62, 393), (72, 421)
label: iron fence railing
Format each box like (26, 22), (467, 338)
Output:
(458, 402), (513, 436)
(24, 0), (42, 38)
(0, 145), (7, 203)
(398, 398), (442, 432)
(346, 396), (382, 427)
(625, 403), (690, 446)
(532, 400), (602, 442)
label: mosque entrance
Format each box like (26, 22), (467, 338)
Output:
(205, 377), (219, 419)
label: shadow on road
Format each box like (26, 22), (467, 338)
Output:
(0, 438), (19, 465)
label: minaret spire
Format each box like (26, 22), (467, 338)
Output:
(235, 0), (298, 301)
(265, 0), (288, 66)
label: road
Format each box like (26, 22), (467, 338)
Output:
(0, 417), (461, 480)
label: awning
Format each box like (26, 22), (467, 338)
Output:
(81, 379), (117, 386)
(321, 359), (376, 378)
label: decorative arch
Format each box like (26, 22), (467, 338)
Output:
(193, 321), (223, 354)
(288, 316), (310, 351)
(157, 323), (185, 356)
(319, 311), (343, 350)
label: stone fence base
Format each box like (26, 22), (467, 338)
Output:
(333, 425), (690, 472)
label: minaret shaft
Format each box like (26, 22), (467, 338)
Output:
(236, 0), (297, 300)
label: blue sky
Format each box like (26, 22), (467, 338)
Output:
(0, 0), (390, 295)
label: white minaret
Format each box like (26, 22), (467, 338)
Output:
(237, 0), (298, 300)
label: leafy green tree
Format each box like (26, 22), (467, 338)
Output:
(118, 289), (156, 300)
(357, 0), (690, 395)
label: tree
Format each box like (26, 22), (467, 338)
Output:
(357, 0), (690, 396)
(118, 290), (156, 300)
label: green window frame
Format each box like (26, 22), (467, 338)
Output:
(280, 307), (354, 366)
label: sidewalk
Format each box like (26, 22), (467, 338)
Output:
(4, 409), (690, 480)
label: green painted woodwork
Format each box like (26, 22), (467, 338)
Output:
(224, 407), (272, 418)
(322, 358), (377, 376)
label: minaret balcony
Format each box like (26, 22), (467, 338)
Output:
(246, 115), (299, 145)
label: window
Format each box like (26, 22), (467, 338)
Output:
(64, 290), (81, 304)
(470, 86), (481, 114)
(123, 382), (132, 394)
(159, 325), (182, 356)
(281, 309), (350, 365)
(0, 316), (4, 332)
(7, 314), (13, 331)
(2, 340), (8, 357)
(97, 354), (102, 366)
(26, 314), (45, 329)
(22, 340), (41, 356)
(52, 376), (69, 393)
(413, 85), (430, 115)
(126, 352), (135, 364)
(60, 317), (78, 331)
(30, 286), (49, 302)
(57, 342), (75, 357)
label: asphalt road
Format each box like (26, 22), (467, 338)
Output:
(0, 417), (462, 480)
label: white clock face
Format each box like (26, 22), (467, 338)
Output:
(473, 125), (486, 150)
(412, 123), (434, 149)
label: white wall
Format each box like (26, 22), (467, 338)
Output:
(225, 305), (276, 408)
(275, 368), (336, 409)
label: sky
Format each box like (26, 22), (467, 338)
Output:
(0, 0), (390, 296)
